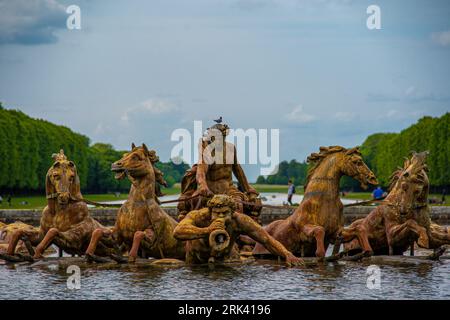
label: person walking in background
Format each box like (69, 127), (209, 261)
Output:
(372, 186), (384, 200)
(287, 180), (296, 205)
(6, 194), (11, 207)
(442, 188), (447, 204)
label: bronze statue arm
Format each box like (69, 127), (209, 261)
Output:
(231, 146), (258, 195)
(194, 143), (213, 197)
(196, 162), (209, 190)
(173, 211), (223, 241)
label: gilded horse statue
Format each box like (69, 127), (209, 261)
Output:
(85, 143), (186, 262)
(1, 150), (103, 261)
(253, 146), (378, 258)
(343, 151), (449, 256)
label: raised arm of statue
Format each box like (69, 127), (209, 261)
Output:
(194, 141), (213, 197)
(231, 146), (258, 195)
(196, 162), (209, 189)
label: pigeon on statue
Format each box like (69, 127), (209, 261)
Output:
(214, 116), (223, 124)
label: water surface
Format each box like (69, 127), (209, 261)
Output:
(1, 257), (448, 300)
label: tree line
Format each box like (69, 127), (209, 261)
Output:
(256, 160), (308, 186)
(360, 113), (449, 192)
(0, 104), (189, 195)
(257, 113), (450, 191)
(1, 104), (448, 193)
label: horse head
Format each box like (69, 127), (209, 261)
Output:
(340, 147), (378, 189)
(111, 143), (157, 184)
(307, 146), (377, 190)
(308, 146), (378, 189)
(389, 151), (429, 215)
(45, 149), (81, 207)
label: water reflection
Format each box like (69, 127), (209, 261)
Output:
(0, 259), (448, 300)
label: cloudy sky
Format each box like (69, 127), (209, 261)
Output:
(1, 0), (449, 180)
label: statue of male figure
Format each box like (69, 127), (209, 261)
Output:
(192, 122), (259, 214)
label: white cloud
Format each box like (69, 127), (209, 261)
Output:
(386, 109), (398, 118)
(94, 122), (105, 135)
(405, 86), (416, 96)
(233, 0), (354, 11)
(0, 0), (66, 45)
(233, 0), (272, 11)
(140, 99), (178, 114)
(334, 111), (355, 121)
(121, 98), (179, 123)
(285, 105), (316, 123)
(431, 30), (450, 47)
(368, 87), (450, 104)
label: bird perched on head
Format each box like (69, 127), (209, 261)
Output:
(214, 116), (223, 124)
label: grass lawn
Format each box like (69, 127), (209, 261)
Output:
(0, 186), (183, 210)
(0, 196), (49, 210)
(1, 184), (448, 210)
(0, 194), (128, 210)
(341, 192), (372, 201)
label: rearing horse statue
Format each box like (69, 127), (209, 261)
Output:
(85, 143), (186, 262)
(1, 150), (103, 261)
(253, 146), (378, 258)
(343, 151), (449, 256)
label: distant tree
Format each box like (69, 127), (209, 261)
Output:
(256, 176), (266, 184)
(259, 160), (308, 186)
(349, 113), (450, 191)
(257, 113), (450, 191)
(0, 108), (90, 193)
(1, 107), (448, 194)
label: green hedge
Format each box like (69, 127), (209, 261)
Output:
(0, 104), (188, 194)
(257, 113), (450, 190)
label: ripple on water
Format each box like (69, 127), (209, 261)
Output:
(0, 260), (449, 300)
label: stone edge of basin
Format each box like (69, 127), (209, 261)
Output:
(1, 206), (449, 226)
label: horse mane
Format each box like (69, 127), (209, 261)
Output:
(388, 152), (429, 192)
(146, 149), (167, 187)
(135, 145), (167, 198)
(130, 144), (166, 186)
(147, 149), (160, 164)
(304, 146), (361, 189)
(388, 168), (404, 192)
(180, 164), (198, 194)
